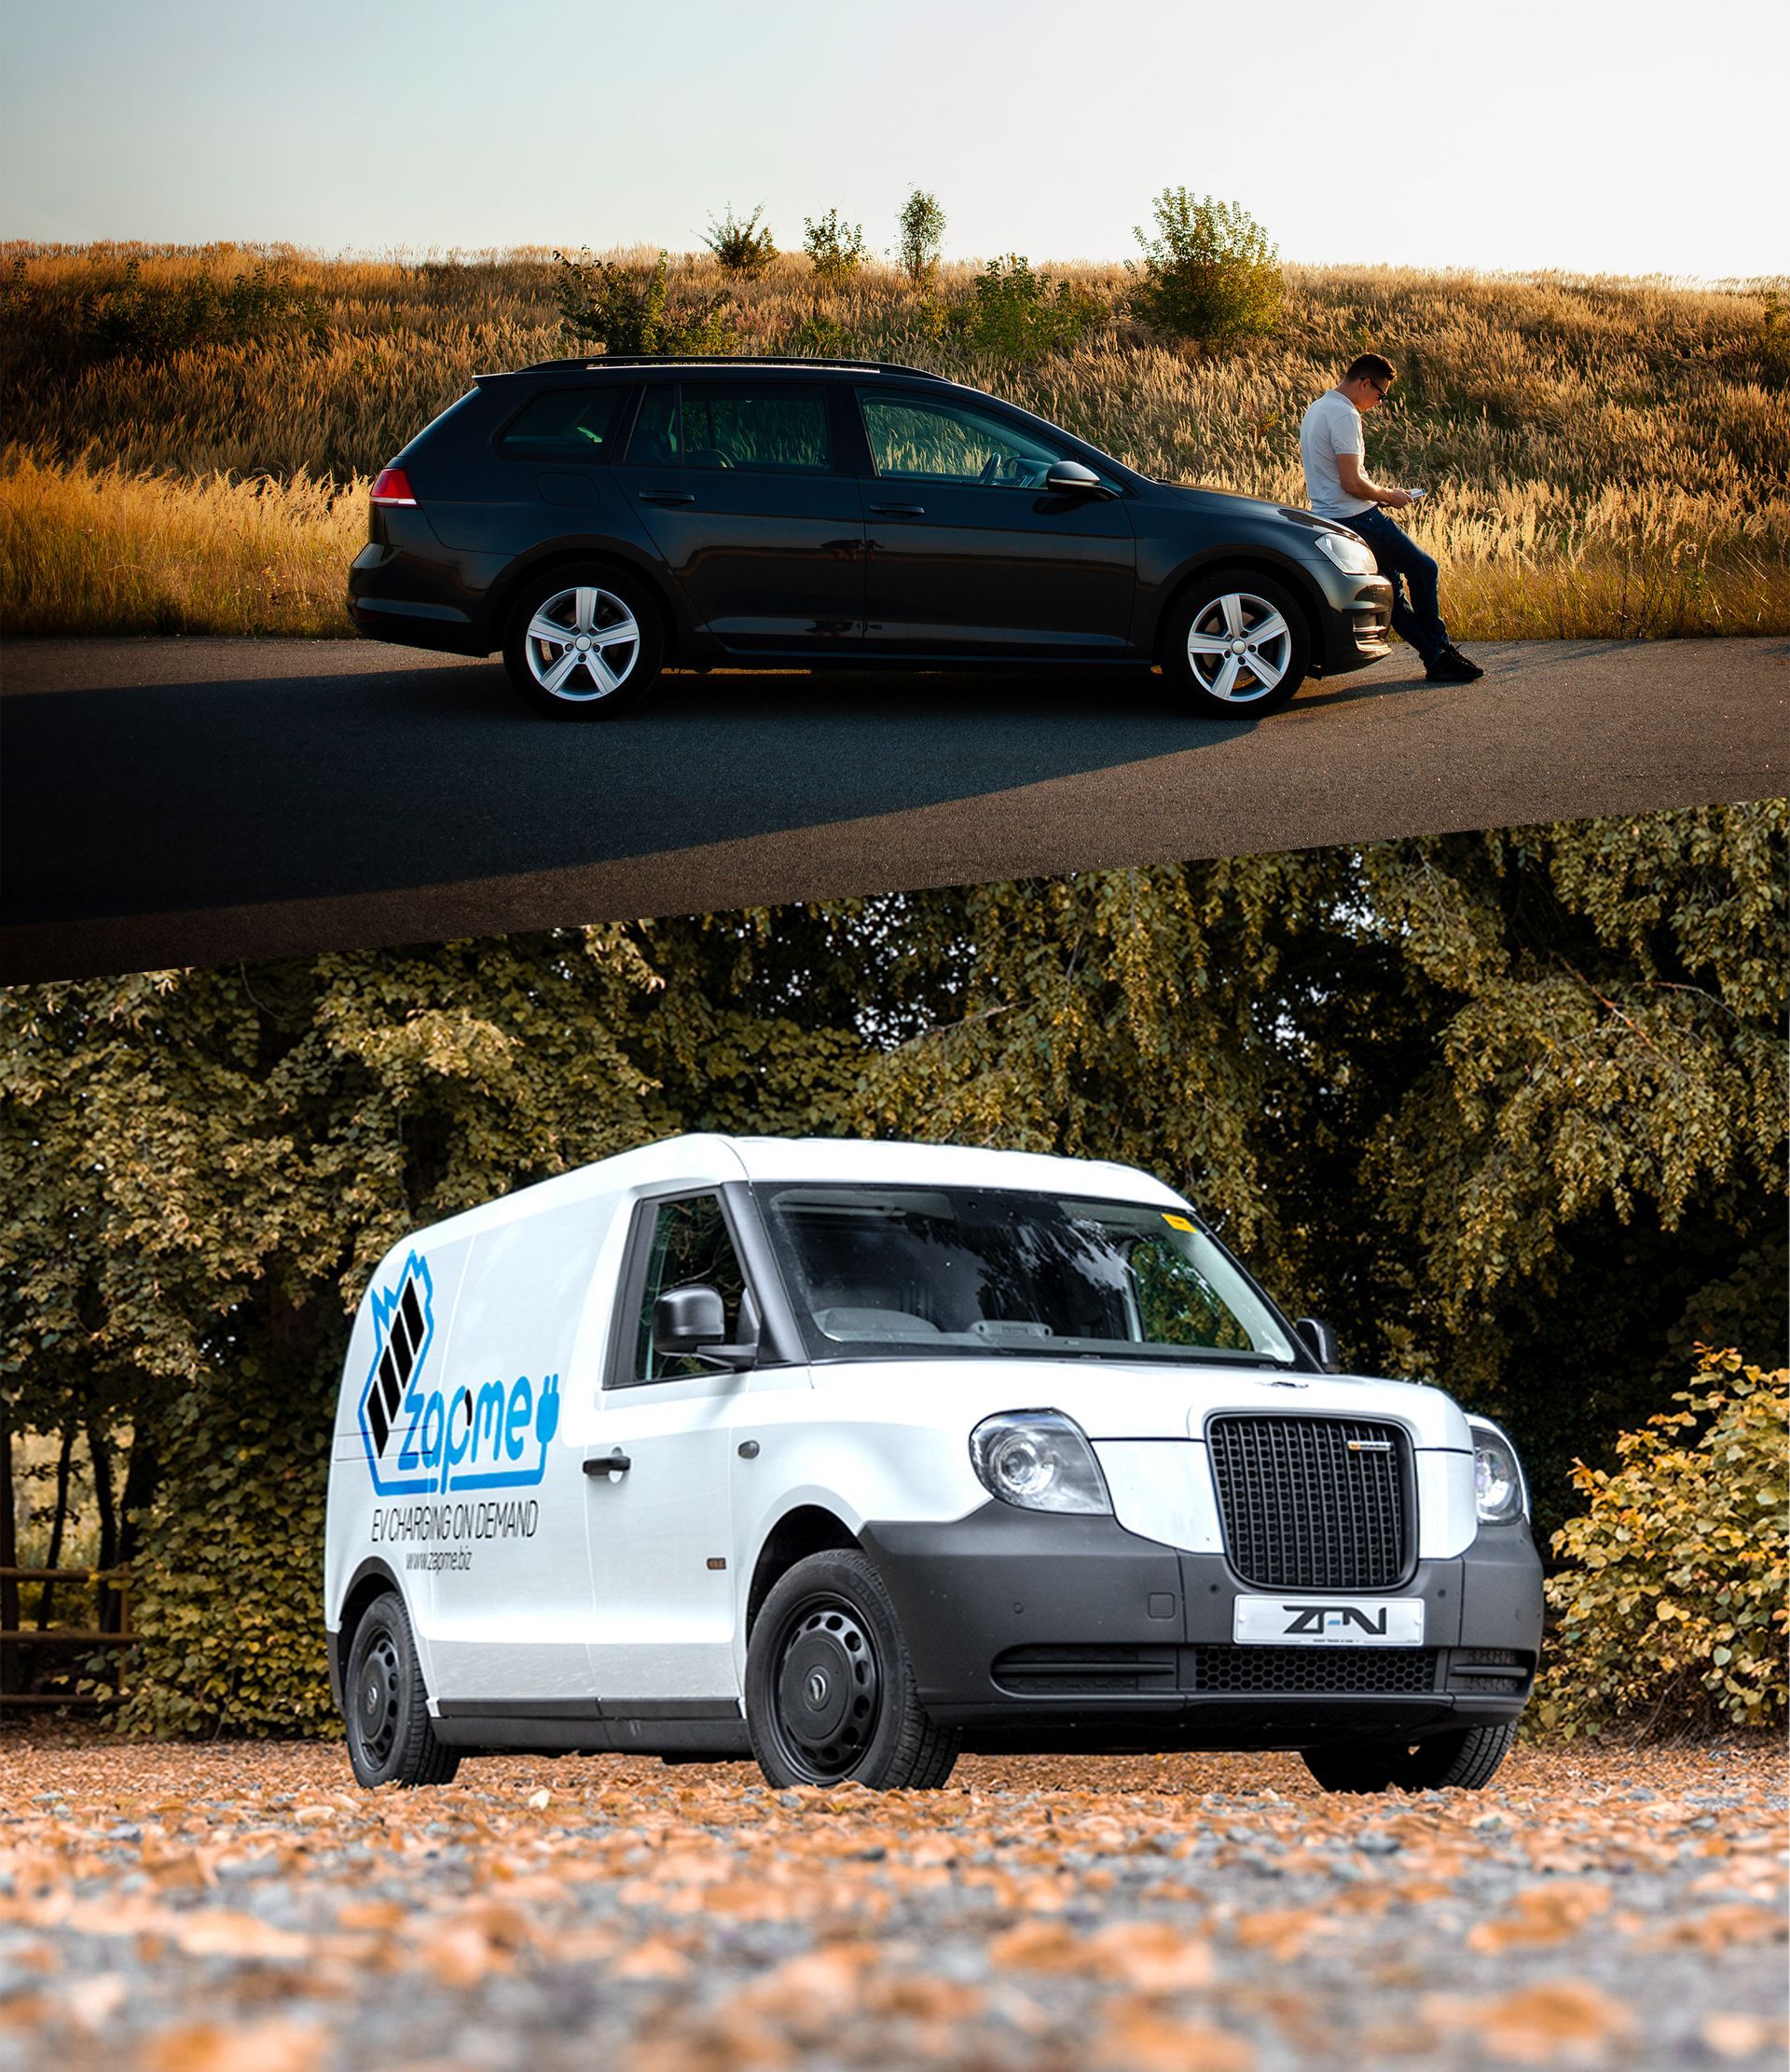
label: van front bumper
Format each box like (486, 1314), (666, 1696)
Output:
(860, 1503), (1543, 1753)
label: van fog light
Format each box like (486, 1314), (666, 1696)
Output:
(971, 1410), (1112, 1516)
(1468, 1418), (1527, 1524)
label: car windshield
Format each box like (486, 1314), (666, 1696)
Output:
(757, 1185), (1298, 1366)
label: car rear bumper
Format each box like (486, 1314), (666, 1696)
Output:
(860, 1503), (1542, 1752)
(347, 539), (493, 657)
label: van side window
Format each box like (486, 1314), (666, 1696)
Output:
(632, 1194), (750, 1382)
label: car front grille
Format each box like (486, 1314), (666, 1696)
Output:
(1207, 1415), (1411, 1590)
(1190, 1645), (1440, 1695)
(992, 1645), (1178, 1695)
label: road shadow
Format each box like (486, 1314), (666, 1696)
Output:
(4, 658), (1278, 926)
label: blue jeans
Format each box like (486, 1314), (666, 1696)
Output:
(1349, 507), (1449, 666)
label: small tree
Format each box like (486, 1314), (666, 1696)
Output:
(896, 188), (946, 283)
(1128, 189), (1282, 347)
(552, 249), (734, 357)
(803, 208), (868, 287)
(703, 203), (778, 279)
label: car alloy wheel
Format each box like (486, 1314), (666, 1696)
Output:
(1184, 589), (1294, 704)
(522, 583), (642, 701)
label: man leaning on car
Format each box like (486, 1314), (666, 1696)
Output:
(1300, 354), (1482, 685)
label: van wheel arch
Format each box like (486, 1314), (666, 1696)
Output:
(1154, 556), (1328, 675)
(334, 1558), (404, 1699)
(746, 1506), (861, 1638)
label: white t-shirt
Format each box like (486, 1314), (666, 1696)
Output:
(1300, 389), (1373, 523)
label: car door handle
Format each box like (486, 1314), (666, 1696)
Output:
(868, 502), (926, 516)
(583, 1450), (631, 1477)
(638, 490), (696, 505)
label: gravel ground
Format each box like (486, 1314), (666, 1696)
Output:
(0, 1735), (1783, 2072)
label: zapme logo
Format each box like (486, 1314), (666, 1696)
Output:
(1283, 1605), (1390, 1637)
(357, 1252), (559, 1496)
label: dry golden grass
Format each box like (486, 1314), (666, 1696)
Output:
(2, 242), (1785, 639)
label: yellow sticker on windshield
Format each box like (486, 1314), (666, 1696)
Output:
(1161, 1214), (1195, 1232)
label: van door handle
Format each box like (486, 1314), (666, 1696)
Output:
(638, 490), (695, 505)
(583, 1450), (631, 1476)
(868, 502), (926, 516)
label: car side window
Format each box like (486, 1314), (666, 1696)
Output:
(622, 384), (834, 473)
(857, 391), (1070, 488)
(629, 1194), (751, 1383)
(497, 387), (631, 460)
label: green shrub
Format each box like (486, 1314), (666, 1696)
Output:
(782, 310), (853, 359)
(897, 188), (946, 283)
(0, 254), (325, 368)
(1128, 188), (1283, 347)
(552, 249), (735, 357)
(1535, 1348), (1788, 1739)
(970, 255), (1103, 365)
(802, 209), (868, 286)
(703, 203), (778, 279)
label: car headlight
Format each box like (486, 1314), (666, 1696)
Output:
(1315, 530), (1378, 575)
(1467, 1417), (1527, 1524)
(970, 1409), (1111, 1515)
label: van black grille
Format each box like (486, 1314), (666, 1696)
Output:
(1207, 1415), (1411, 1590)
(1191, 1646), (1439, 1695)
(992, 1645), (1177, 1695)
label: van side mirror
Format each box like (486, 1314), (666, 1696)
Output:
(1294, 1317), (1341, 1372)
(1044, 460), (1117, 501)
(654, 1284), (756, 1371)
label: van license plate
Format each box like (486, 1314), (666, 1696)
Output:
(1233, 1597), (1425, 1646)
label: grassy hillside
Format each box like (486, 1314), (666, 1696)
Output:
(2, 242), (1785, 640)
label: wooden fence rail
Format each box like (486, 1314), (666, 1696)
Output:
(0, 1566), (132, 1712)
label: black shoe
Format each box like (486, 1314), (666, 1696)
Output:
(1426, 644), (1484, 683)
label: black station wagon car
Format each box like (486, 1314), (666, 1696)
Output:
(349, 357), (1395, 720)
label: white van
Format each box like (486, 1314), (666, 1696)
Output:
(324, 1134), (1543, 1794)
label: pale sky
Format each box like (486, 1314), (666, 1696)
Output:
(2, 0), (1784, 278)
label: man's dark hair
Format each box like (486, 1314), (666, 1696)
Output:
(1344, 352), (1396, 386)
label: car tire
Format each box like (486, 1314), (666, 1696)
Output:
(502, 564), (664, 719)
(342, 1589), (461, 1789)
(1162, 569), (1310, 720)
(1302, 1721), (1517, 1795)
(746, 1549), (960, 1791)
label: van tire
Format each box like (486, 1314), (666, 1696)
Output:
(1301, 1721), (1517, 1794)
(746, 1549), (959, 1791)
(343, 1590), (461, 1789)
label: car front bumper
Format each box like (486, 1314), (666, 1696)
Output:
(1300, 556), (1395, 677)
(860, 1503), (1543, 1752)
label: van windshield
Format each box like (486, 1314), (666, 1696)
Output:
(757, 1186), (1298, 1367)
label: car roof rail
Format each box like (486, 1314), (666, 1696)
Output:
(499, 354), (954, 380)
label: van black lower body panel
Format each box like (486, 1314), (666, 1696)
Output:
(860, 1503), (1542, 1752)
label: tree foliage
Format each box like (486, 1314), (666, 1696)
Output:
(801, 210), (868, 287)
(1128, 189), (1283, 347)
(896, 189), (946, 283)
(702, 204), (778, 280)
(2, 808), (1782, 1735)
(552, 249), (735, 357)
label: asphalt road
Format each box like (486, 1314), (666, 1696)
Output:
(2, 636), (1784, 981)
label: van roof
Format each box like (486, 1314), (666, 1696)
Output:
(374, 1133), (1185, 1265)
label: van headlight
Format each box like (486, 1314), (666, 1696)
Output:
(1467, 1417), (1527, 1524)
(1315, 530), (1378, 575)
(971, 1410), (1112, 1515)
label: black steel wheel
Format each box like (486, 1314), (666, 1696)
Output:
(746, 1549), (958, 1791)
(1303, 1721), (1517, 1794)
(342, 1589), (460, 1789)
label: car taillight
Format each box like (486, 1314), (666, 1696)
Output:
(369, 467), (417, 506)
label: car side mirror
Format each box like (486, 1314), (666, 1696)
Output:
(1044, 460), (1117, 501)
(654, 1284), (756, 1371)
(1294, 1317), (1341, 1371)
